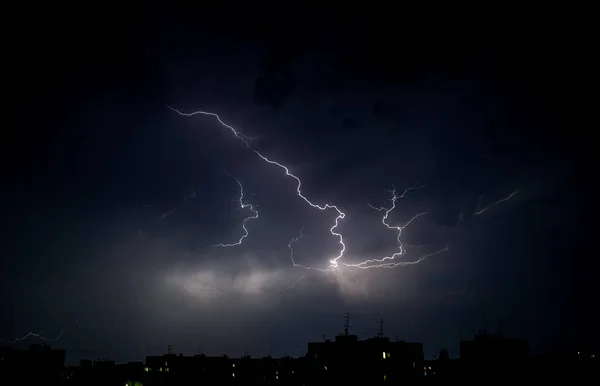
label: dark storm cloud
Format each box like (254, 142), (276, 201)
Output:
(3, 11), (590, 363)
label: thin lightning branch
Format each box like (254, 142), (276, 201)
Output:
(156, 190), (196, 220)
(166, 106), (259, 144)
(169, 106), (346, 271)
(157, 207), (178, 220)
(342, 185), (447, 269)
(287, 227), (330, 272)
(410, 275), (472, 301)
(474, 190), (519, 215)
(1, 319), (82, 345)
(215, 175), (259, 247)
(403, 242), (428, 249)
(342, 264), (361, 285)
(2, 329), (65, 344)
(264, 275), (306, 294)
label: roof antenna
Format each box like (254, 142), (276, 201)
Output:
(343, 313), (351, 336)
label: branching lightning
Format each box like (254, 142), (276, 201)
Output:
(2, 329), (65, 344)
(341, 185), (448, 269)
(474, 190), (519, 215)
(215, 175), (259, 247)
(168, 106), (445, 272)
(168, 106), (345, 271)
(1, 319), (83, 345)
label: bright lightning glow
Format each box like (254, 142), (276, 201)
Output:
(341, 185), (448, 269)
(215, 175), (259, 247)
(168, 106), (346, 271)
(474, 190), (519, 215)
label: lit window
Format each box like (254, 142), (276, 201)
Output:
(276, 375), (279, 380)
(232, 373), (235, 377)
(144, 367), (149, 372)
(387, 352), (391, 358)
(412, 362), (415, 368)
(324, 365), (327, 370)
(383, 375), (387, 381)
(232, 363), (235, 368)
(382, 352), (386, 359)
(165, 367), (169, 372)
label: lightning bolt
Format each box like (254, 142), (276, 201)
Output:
(1, 319), (83, 345)
(168, 106), (447, 273)
(474, 190), (519, 215)
(341, 185), (447, 269)
(215, 174), (259, 247)
(168, 106), (346, 271)
(2, 330), (65, 344)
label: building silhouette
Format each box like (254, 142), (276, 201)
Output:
(460, 330), (529, 381)
(0, 343), (65, 383)
(2, 316), (597, 385)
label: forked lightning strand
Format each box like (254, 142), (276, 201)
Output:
(1, 319), (84, 345)
(2, 329), (65, 344)
(288, 227), (325, 272)
(342, 185), (447, 269)
(169, 106), (345, 270)
(474, 190), (519, 215)
(215, 175), (259, 247)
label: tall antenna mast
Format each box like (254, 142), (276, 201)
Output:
(343, 313), (351, 336)
(378, 318), (384, 338)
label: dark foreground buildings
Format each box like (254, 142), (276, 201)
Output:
(1, 343), (65, 383)
(307, 333), (424, 384)
(2, 330), (597, 385)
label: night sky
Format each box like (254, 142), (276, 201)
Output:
(2, 8), (592, 364)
